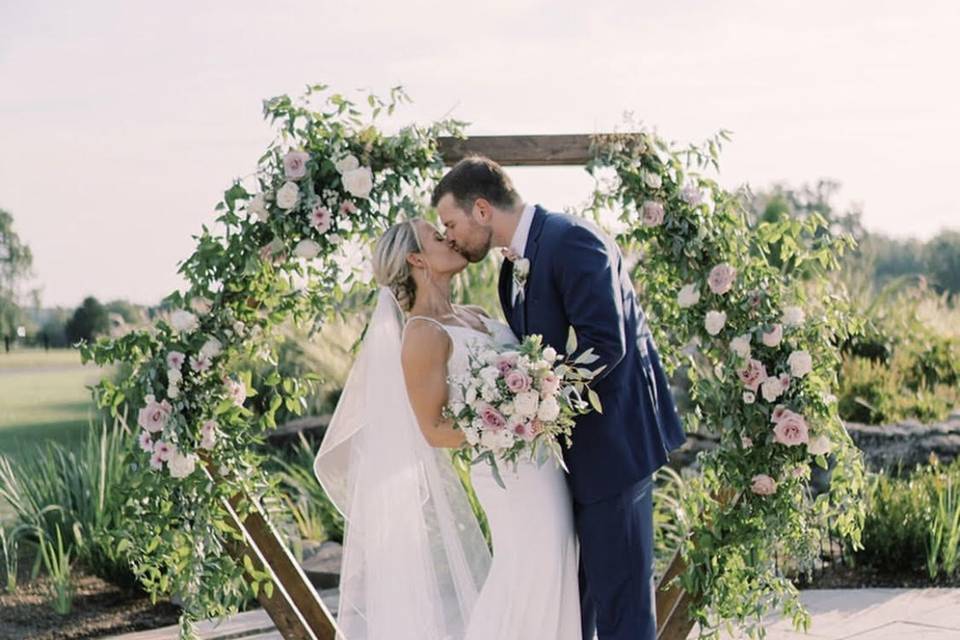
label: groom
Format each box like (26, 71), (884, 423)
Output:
(434, 156), (687, 640)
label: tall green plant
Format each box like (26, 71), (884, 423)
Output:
(0, 417), (134, 585)
(37, 525), (75, 615)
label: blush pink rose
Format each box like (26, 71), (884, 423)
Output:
(283, 150), (310, 180)
(137, 395), (172, 433)
(751, 474), (778, 496)
(511, 419), (537, 442)
(771, 404), (788, 423)
(708, 263), (737, 295)
(772, 410), (809, 447)
(779, 373), (791, 391)
(478, 404), (507, 431)
(339, 200), (358, 215)
(310, 205), (332, 233)
(166, 351), (185, 370)
(641, 200), (665, 227)
(495, 353), (519, 374)
(737, 358), (768, 392)
(153, 440), (174, 462)
(539, 373), (561, 397)
(762, 324), (783, 348)
(505, 370), (532, 393)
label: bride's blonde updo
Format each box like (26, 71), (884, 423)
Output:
(372, 219), (424, 312)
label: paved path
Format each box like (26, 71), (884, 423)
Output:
(716, 589), (960, 639)
(105, 589), (960, 639)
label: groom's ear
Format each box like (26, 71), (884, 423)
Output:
(473, 198), (494, 225)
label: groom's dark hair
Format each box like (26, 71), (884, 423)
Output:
(431, 155), (521, 212)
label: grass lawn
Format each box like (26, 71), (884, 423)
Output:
(0, 349), (110, 459)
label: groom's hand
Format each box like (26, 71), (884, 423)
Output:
(554, 224), (627, 385)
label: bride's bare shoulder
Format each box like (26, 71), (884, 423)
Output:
(402, 317), (451, 361)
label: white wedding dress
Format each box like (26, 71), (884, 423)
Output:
(412, 314), (582, 640)
(314, 288), (581, 640)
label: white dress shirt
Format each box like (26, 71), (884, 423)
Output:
(508, 204), (536, 303)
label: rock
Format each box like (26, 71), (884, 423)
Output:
(844, 417), (960, 472)
(300, 540), (342, 590)
(665, 416), (960, 478)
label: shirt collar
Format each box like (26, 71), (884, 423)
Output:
(508, 204), (536, 258)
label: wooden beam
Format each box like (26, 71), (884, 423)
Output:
(202, 458), (340, 640)
(437, 134), (599, 166)
(227, 493), (340, 640)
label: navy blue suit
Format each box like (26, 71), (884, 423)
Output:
(499, 206), (686, 640)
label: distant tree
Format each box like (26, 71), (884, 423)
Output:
(104, 299), (145, 324)
(924, 230), (960, 295)
(0, 209), (34, 339)
(750, 179), (866, 241)
(64, 296), (110, 344)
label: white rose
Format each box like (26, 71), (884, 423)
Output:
(463, 427), (480, 446)
(762, 324), (783, 348)
(730, 334), (752, 359)
(480, 429), (507, 452)
(514, 391), (540, 417)
(481, 349), (499, 364)
(782, 306), (806, 328)
(465, 386), (478, 406)
(167, 367), (182, 385)
(167, 383), (180, 399)
(760, 376), (785, 402)
(449, 401), (466, 417)
(514, 258), (531, 278)
(542, 347), (558, 363)
(494, 429), (516, 449)
(334, 154), (360, 174)
(704, 310), (727, 336)
(481, 384), (501, 403)
(248, 193), (269, 222)
(677, 283), (700, 309)
(168, 451), (198, 479)
(742, 391), (756, 404)
(537, 396), (561, 422)
(807, 435), (833, 456)
(479, 366), (501, 388)
(190, 296), (213, 316)
(200, 338), (222, 359)
(170, 310), (199, 333)
(643, 171), (662, 189)
(500, 401), (515, 416)
(342, 167), (374, 199)
(787, 350), (813, 378)
(294, 239), (321, 259)
(276, 181), (300, 210)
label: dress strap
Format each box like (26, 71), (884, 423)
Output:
(404, 315), (450, 335)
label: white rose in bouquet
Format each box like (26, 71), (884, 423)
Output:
(537, 396), (561, 422)
(514, 391), (540, 417)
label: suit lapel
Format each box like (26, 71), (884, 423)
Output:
(498, 258), (516, 333)
(517, 206), (548, 335)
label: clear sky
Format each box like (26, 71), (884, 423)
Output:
(1, 1), (958, 308)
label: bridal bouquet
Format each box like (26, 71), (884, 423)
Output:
(443, 331), (603, 487)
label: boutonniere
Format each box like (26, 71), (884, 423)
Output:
(502, 248), (530, 295)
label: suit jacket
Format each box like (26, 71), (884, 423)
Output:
(499, 206), (687, 504)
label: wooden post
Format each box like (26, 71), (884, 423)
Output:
(203, 459), (341, 640)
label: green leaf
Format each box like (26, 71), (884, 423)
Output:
(566, 327), (578, 355)
(588, 389), (603, 414)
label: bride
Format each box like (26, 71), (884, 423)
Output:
(314, 218), (581, 640)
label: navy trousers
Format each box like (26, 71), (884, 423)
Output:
(576, 476), (656, 640)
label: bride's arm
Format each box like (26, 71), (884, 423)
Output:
(401, 321), (467, 449)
